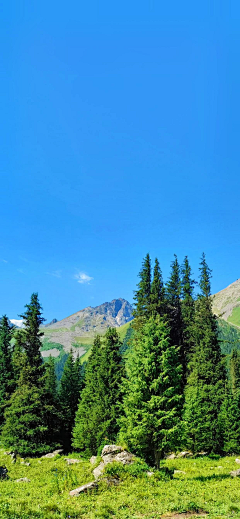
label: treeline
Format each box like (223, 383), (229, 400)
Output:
(1, 254), (240, 464)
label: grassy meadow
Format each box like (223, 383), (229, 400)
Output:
(1, 450), (240, 519)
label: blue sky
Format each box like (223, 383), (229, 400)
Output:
(1, 1), (240, 321)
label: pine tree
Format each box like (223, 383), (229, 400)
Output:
(120, 316), (182, 467)
(43, 356), (61, 448)
(72, 336), (104, 454)
(166, 254), (183, 350)
(219, 349), (240, 453)
(19, 293), (45, 384)
(151, 258), (165, 316)
(133, 254), (152, 320)
(181, 256), (196, 381)
(1, 294), (58, 455)
(59, 351), (83, 451)
(73, 330), (123, 454)
(0, 316), (15, 427)
(184, 254), (226, 453)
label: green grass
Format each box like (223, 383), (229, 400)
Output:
(228, 307), (240, 328)
(117, 321), (132, 342)
(1, 450), (240, 518)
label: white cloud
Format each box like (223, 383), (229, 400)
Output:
(47, 270), (62, 278)
(1, 259), (8, 263)
(74, 271), (93, 284)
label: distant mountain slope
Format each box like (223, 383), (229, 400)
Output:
(42, 298), (133, 357)
(213, 279), (240, 327)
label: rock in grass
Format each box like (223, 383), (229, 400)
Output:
(41, 449), (63, 459)
(174, 470), (186, 475)
(93, 462), (105, 480)
(235, 458), (240, 464)
(101, 445), (123, 457)
(0, 466), (8, 480)
(70, 481), (97, 496)
(90, 456), (97, 465)
(177, 451), (193, 458)
(230, 469), (240, 477)
(166, 453), (176, 460)
(15, 478), (30, 483)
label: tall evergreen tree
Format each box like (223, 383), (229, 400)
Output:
(151, 258), (165, 316)
(58, 351), (83, 451)
(73, 329), (123, 454)
(72, 336), (103, 454)
(219, 349), (240, 453)
(181, 256), (196, 381)
(19, 293), (45, 384)
(120, 316), (182, 467)
(133, 253), (152, 320)
(1, 294), (58, 455)
(184, 254), (226, 453)
(0, 316), (15, 427)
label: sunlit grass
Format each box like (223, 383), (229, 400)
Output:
(1, 450), (240, 518)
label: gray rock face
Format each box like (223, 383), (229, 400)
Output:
(70, 481), (98, 496)
(41, 449), (63, 459)
(101, 445), (123, 457)
(42, 299), (133, 352)
(93, 445), (134, 480)
(177, 451), (193, 458)
(231, 469), (240, 477)
(0, 466), (8, 480)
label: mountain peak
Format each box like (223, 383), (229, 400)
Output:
(213, 279), (240, 327)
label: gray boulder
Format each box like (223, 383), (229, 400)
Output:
(90, 456), (97, 465)
(70, 481), (97, 496)
(231, 469), (240, 477)
(93, 445), (135, 481)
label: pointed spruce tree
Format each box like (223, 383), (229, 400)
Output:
(58, 350), (83, 451)
(219, 349), (240, 453)
(150, 258), (165, 316)
(181, 256), (196, 382)
(72, 336), (103, 454)
(1, 294), (58, 456)
(133, 253), (152, 321)
(0, 316), (15, 428)
(184, 254), (226, 453)
(120, 316), (183, 467)
(73, 329), (123, 455)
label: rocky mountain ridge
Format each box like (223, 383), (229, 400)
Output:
(213, 279), (240, 328)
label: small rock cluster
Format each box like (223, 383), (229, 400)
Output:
(41, 449), (63, 459)
(70, 445), (134, 496)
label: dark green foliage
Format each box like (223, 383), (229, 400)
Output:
(12, 329), (27, 382)
(58, 351), (83, 451)
(0, 316), (15, 427)
(120, 316), (183, 467)
(219, 349), (240, 453)
(181, 256), (196, 380)
(73, 329), (123, 454)
(133, 253), (152, 319)
(19, 293), (45, 384)
(166, 254), (183, 352)
(1, 379), (53, 456)
(151, 258), (165, 316)
(1, 294), (58, 455)
(184, 255), (226, 453)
